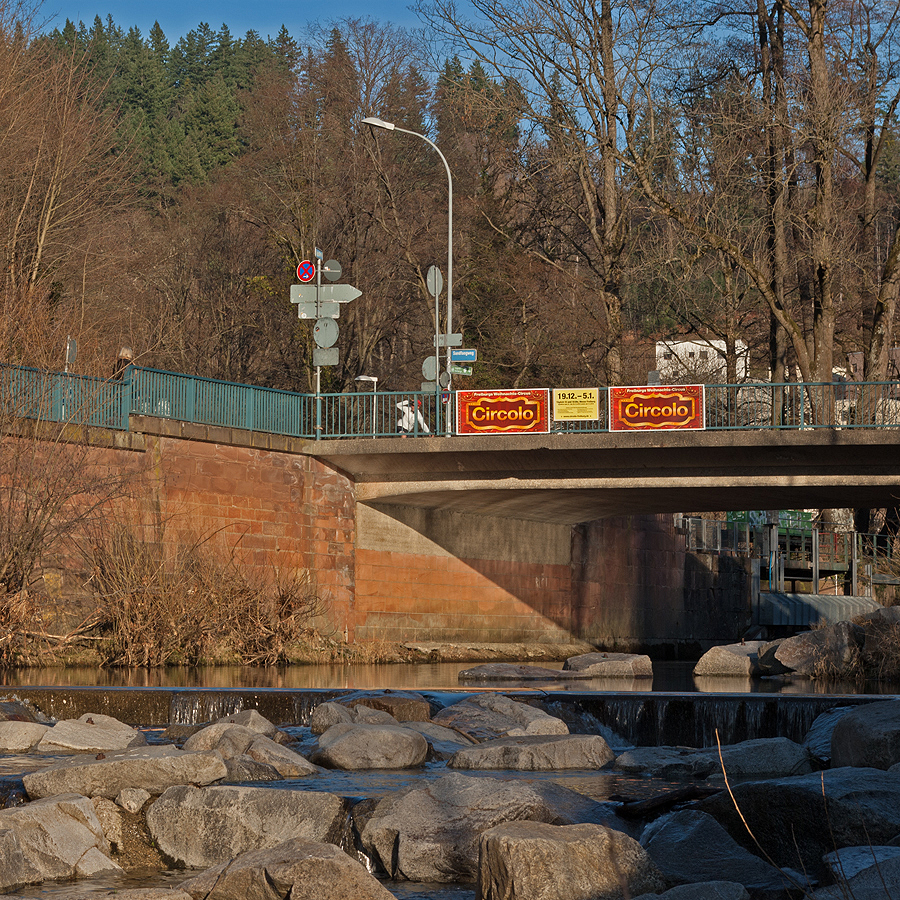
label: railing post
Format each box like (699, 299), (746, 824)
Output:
(812, 528), (819, 593)
(121, 370), (133, 430)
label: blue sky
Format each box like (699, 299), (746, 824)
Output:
(43, 0), (423, 41)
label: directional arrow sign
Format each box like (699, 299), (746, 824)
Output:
(319, 284), (362, 303)
(292, 285), (360, 304)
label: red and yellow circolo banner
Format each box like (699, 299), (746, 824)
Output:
(456, 389), (550, 435)
(610, 385), (705, 431)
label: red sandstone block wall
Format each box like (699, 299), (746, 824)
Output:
(27, 427), (749, 650)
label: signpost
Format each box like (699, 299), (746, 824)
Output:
(288, 255), (363, 438)
(450, 364), (473, 376)
(609, 385), (705, 431)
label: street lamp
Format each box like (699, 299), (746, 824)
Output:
(362, 116), (454, 394)
(355, 375), (378, 437)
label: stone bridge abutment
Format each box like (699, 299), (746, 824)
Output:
(33, 418), (900, 653)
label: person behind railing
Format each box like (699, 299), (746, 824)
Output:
(396, 398), (430, 436)
(111, 346), (134, 380)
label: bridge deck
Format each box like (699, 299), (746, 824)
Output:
(305, 429), (900, 524)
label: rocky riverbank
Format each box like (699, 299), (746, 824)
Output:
(2, 666), (900, 900)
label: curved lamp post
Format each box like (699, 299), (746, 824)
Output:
(361, 117), (453, 393)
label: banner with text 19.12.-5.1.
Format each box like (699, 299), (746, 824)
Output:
(609, 385), (705, 431)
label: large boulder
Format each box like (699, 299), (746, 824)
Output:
(0, 793), (119, 884)
(23, 745), (228, 800)
(448, 734), (615, 771)
(145, 784), (347, 868)
(0, 721), (50, 751)
(823, 845), (900, 882)
(641, 809), (804, 894)
(182, 722), (257, 756)
(714, 737), (813, 778)
(432, 694), (568, 741)
(803, 706), (855, 766)
(358, 771), (614, 883)
(773, 622), (864, 676)
(209, 709), (283, 738)
(563, 652), (653, 678)
(478, 821), (665, 900)
(310, 723), (428, 769)
(338, 690), (433, 722)
(222, 756), (281, 782)
(36, 713), (148, 753)
(400, 720), (476, 760)
(310, 702), (354, 735)
(615, 747), (717, 780)
(245, 734), (319, 777)
(831, 699), (900, 768)
(178, 838), (396, 900)
(693, 642), (766, 677)
(0, 828), (41, 892)
(183, 722), (318, 777)
(0, 699), (45, 722)
(458, 664), (590, 682)
(699, 767), (900, 880)
(812, 854), (900, 899)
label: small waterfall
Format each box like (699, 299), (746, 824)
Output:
(1, 686), (884, 748)
(540, 693), (879, 748)
(168, 689), (347, 726)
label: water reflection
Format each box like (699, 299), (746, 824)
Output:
(0, 660), (897, 694)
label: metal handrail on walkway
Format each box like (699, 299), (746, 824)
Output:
(1, 363), (899, 439)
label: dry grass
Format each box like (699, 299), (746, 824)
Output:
(84, 512), (327, 667)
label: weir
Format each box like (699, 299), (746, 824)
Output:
(2, 687), (883, 747)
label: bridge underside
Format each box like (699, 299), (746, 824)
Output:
(307, 429), (900, 524)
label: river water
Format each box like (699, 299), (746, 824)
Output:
(2, 660), (898, 898)
(2, 660), (898, 694)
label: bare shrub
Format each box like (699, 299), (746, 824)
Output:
(85, 510), (326, 667)
(856, 620), (900, 683)
(0, 589), (36, 666)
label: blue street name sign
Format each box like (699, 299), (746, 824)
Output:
(451, 348), (477, 362)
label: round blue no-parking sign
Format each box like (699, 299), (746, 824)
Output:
(297, 260), (316, 283)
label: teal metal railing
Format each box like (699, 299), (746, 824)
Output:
(704, 381), (900, 429)
(0, 363), (129, 430)
(1, 363), (898, 439)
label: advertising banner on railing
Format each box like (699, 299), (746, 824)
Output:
(610, 385), (705, 431)
(456, 389), (550, 435)
(553, 388), (600, 421)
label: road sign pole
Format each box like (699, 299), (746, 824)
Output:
(316, 366), (322, 440)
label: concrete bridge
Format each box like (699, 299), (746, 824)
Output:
(307, 428), (900, 524)
(10, 363), (900, 655)
(103, 415), (896, 656)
